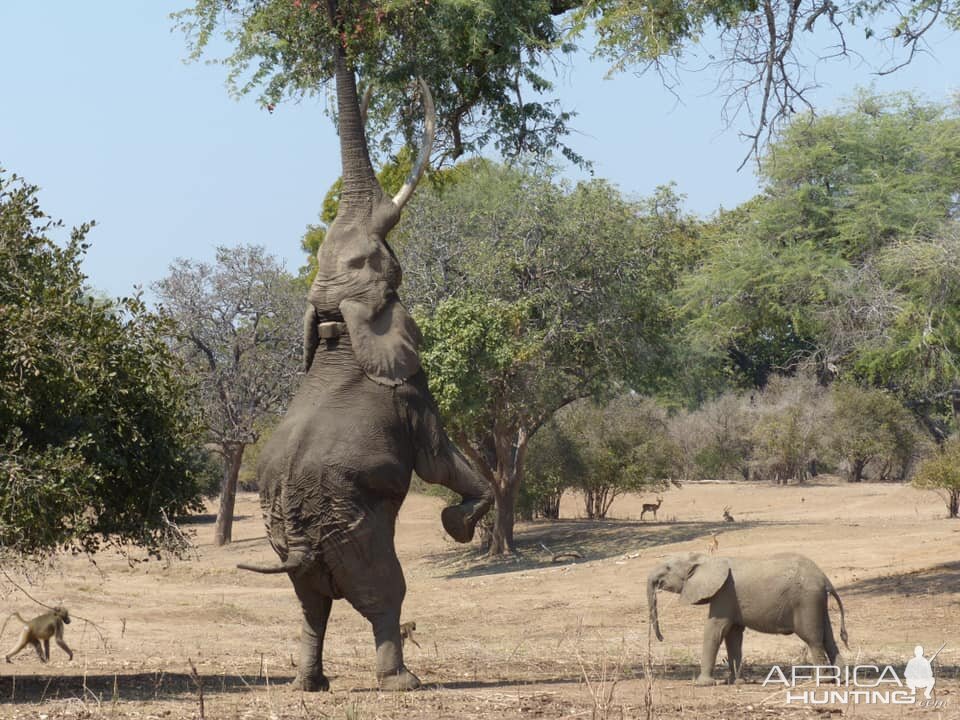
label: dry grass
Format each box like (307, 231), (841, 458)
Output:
(1, 479), (958, 718)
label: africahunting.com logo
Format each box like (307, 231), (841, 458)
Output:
(762, 643), (947, 707)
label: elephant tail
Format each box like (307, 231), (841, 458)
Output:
(237, 549), (308, 575)
(827, 582), (849, 649)
(236, 560), (299, 574)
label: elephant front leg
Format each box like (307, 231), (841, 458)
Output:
(723, 625), (744, 684)
(416, 439), (493, 544)
(696, 618), (729, 686)
(292, 581), (333, 691)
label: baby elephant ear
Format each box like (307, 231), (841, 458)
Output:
(340, 296), (423, 386)
(680, 558), (731, 605)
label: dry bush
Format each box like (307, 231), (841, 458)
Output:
(668, 392), (753, 481)
(748, 373), (832, 483)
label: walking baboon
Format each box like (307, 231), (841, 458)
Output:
(4, 607), (73, 663)
(399, 621), (420, 649)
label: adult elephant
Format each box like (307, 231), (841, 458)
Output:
(647, 552), (848, 685)
(238, 47), (493, 692)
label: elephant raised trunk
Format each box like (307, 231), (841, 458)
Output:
(648, 572), (664, 641)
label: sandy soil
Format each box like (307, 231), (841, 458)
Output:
(1, 479), (958, 719)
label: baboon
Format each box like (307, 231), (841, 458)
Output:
(399, 621), (421, 649)
(4, 607), (73, 663)
(640, 496), (663, 520)
(722, 506), (735, 523)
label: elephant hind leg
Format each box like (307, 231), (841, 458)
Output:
(291, 578), (333, 692)
(795, 627), (830, 666)
(342, 538), (420, 690)
(368, 609), (421, 691)
(822, 611), (840, 665)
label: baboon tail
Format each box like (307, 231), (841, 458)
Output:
(827, 582), (849, 649)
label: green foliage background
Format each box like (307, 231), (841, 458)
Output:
(0, 170), (207, 557)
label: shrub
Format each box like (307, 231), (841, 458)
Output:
(830, 383), (923, 482)
(912, 438), (960, 518)
(749, 374), (831, 484)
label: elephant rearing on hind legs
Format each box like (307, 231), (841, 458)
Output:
(237, 43), (493, 693)
(648, 552), (848, 685)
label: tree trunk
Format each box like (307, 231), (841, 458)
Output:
(214, 443), (245, 546)
(486, 425), (528, 556)
(488, 478), (518, 555)
(848, 458), (866, 483)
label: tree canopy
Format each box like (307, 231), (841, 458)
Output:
(175, 0), (583, 166)
(678, 93), (960, 395)
(397, 162), (698, 552)
(0, 169), (207, 558)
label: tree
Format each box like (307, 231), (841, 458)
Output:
(521, 418), (579, 520)
(0, 169), (207, 558)
(175, 0), (582, 168)
(562, 395), (678, 519)
(403, 164), (695, 553)
(154, 245), (303, 545)
(678, 93), (960, 392)
(856, 223), (960, 442)
(586, 0), (960, 164)
(668, 392), (753, 481)
(748, 373), (830, 483)
(829, 383), (922, 482)
(912, 437), (960, 518)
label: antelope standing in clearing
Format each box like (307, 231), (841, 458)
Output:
(640, 496), (663, 521)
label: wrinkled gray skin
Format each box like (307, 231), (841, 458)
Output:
(237, 43), (493, 693)
(648, 552), (848, 685)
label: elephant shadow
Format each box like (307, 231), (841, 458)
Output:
(0, 671), (294, 705)
(424, 519), (768, 579)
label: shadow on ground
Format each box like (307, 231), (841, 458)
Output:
(424, 519), (769, 579)
(0, 671), (295, 705)
(841, 561), (960, 598)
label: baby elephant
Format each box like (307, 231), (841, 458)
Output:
(647, 552), (848, 685)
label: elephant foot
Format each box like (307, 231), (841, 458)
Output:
(441, 499), (489, 543)
(294, 672), (330, 692)
(377, 667), (421, 691)
(695, 676), (717, 687)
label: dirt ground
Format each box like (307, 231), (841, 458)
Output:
(1, 479), (958, 719)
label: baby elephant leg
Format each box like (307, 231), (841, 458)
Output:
(723, 625), (744, 683)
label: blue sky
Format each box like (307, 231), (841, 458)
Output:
(2, 3), (957, 300)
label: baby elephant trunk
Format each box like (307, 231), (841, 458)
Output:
(648, 574), (664, 641)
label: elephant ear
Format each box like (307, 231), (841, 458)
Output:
(680, 558), (731, 605)
(340, 295), (423, 386)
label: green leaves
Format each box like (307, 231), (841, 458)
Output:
(399, 162), (695, 443)
(677, 92), (960, 393)
(174, 0), (580, 165)
(0, 169), (207, 557)
(415, 295), (542, 437)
